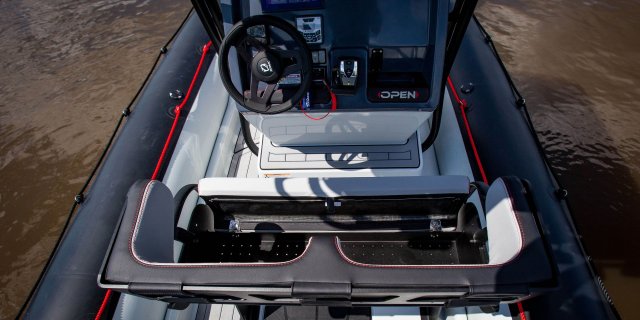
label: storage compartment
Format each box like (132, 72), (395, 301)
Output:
(101, 177), (556, 306)
(207, 193), (467, 233)
(180, 233), (309, 263)
(337, 232), (487, 265)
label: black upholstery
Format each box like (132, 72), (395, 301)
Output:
(100, 177), (556, 306)
(128, 180), (174, 263)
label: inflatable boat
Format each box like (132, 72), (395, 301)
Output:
(22, 0), (619, 319)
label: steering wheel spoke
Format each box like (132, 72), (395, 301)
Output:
(249, 76), (278, 105)
(249, 76), (260, 101)
(259, 83), (278, 104)
(282, 64), (301, 77)
(274, 49), (302, 78)
(245, 35), (267, 51)
(274, 49), (302, 64)
(235, 46), (252, 63)
(236, 36), (269, 63)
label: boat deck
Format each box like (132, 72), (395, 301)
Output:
(228, 123), (260, 178)
(208, 304), (244, 320)
(110, 59), (506, 319)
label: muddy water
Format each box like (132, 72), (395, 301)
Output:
(0, 0), (190, 318)
(0, 0), (638, 319)
(476, 0), (640, 318)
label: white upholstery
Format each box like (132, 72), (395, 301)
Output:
(198, 176), (470, 198)
(486, 178), (523, 264)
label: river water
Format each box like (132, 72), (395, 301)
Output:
(0, 1), (638, 319)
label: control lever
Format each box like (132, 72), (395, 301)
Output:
(337, 59), (358, 87)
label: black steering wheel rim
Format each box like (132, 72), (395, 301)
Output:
(218, 15), (312, 114)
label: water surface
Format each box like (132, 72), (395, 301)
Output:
(0, 0), (639, 319)
(0, 0), (190, 318)
(476, 1), (640, 317)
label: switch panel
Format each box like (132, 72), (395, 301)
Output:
(296, 16), (323, 44)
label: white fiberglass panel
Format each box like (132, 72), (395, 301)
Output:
(434, 91), (486, 227)
(244, 110), (431, 146)
(163, 56), (229, 193)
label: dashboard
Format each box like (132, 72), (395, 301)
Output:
(239, 0), (449, 111)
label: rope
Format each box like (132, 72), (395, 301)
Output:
(93, 288), (112, 320)
(151, 41), (212, 180)
(448, 75), (525, 319)
(94, 40), (211, 320)
(447, 76), (488, 184)
(301, 80), (337, 121)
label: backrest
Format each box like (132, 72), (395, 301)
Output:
(198, 176), (471, 232)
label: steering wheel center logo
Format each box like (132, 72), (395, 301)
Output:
(259, 60), (273, 74)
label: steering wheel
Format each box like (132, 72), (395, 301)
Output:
(219, 15), (312, 114)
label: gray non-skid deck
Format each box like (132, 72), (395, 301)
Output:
(259, 133), (421, 170)
(208, 304), (245, 320)
(228, 125), (424, 177)
(228, 123), (261, 178)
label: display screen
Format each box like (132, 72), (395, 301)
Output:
(296, 16), (322, 44)
(261, 0), (323, 12)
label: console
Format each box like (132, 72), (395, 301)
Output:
(225, 0), (448, 148)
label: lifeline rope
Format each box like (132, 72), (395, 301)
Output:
(151, 41), (213, 180)
(93, 289), (112, 320)
(447, 76), (487, 184)
(447, 75), (526, 320)
(94, 40), (212, 320)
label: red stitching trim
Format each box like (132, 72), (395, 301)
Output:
(127, 181), (312, 268)
(334, 178), (526, 269)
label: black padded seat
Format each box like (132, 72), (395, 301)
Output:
(99, 176), (556, 306)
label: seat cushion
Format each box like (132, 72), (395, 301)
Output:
(199, 176), (470, 198)
(198, 176), (471, 232)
